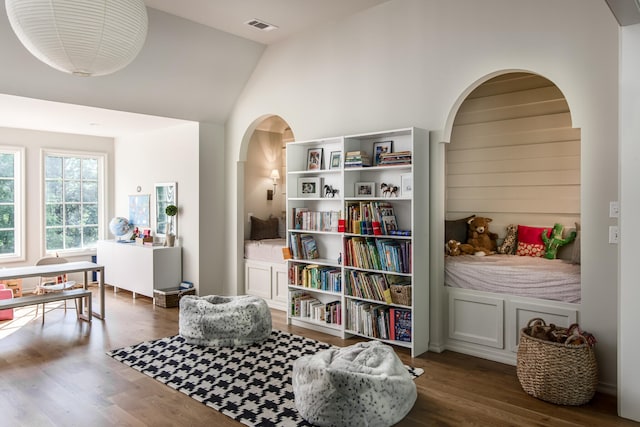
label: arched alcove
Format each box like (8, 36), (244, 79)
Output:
(235, 114), (294, 304)
(242, 116), (294, 240)
(429, 71), (582, 364)
(446, 71), (580, 233)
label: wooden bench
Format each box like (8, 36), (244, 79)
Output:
(0, 288), (92, 322)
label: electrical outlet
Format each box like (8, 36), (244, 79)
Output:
(609, 201), (619, 218)
(609, 225), (619, 244)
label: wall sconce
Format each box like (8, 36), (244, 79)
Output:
(267, 169), (280, 201)
(270, 169), (280, 190)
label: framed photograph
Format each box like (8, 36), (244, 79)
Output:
(355, 182), (375, 197)
(298, 177), (322, 198)
(128, 194), (150, 227)
(372, 140), (393, 166)
(330, 151), (341, 169)
(382, 215), (398, 234)
(400, 173), (413, 197)
(307, 148), (323, 170)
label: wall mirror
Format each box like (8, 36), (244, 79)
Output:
(155, 182), (177, 237)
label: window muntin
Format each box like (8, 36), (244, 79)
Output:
(0, 147), (24, 261)
(44, 152), (103, 253)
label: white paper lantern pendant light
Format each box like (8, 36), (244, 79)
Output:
(5, 0), (148, 77)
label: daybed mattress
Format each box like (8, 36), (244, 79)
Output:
(445, 254), (581, 303)
(244, 238), (286, 263)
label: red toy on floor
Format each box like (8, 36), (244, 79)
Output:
(0, 284), (14, 320)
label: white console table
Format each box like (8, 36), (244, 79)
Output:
(97, 240), (182, 299)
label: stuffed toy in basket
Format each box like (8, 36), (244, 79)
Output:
(516, 318), (598, 406)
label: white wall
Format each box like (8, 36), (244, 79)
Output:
(115, 123), (200, 291)
(199, 122), (226, 296)
(225, 0), (620, 391)
(619, 22), (640, 423)
(0, 126), (114, 288)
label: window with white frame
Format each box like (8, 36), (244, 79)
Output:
(0, 147), (24, 261)
(44, 151), (104, 253)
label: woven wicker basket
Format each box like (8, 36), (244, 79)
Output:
(154, 288), (195, 308)
(516, 318), (598, 406)
(389, 284), (411, 306)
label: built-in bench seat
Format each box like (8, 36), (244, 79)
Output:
(0, 288), (92, 322)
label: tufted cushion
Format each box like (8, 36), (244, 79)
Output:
(292, 341), (416, 427)
(179, 295), (272, 347)
(250, 216), (280, 241)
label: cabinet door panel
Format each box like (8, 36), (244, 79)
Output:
(245, 262), (271, 299)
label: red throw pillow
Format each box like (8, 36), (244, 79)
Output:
(516, 225), (551, 257)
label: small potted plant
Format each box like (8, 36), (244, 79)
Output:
(164, 204), (178, 247)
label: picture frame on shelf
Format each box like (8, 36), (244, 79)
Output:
(298, 177), (322, 198)
(400, 173), (413, 197)
(372, 140), (393, 166)
(382, 215), (398, 234)
(307, 148), (323, 170)
(329, 151), (341, 169)
(355, 182), (375, 197)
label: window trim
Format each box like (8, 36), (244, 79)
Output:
(0, 146), (25, 263)
(41, 148), (107, 257)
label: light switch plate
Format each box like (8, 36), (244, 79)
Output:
(610, 201), (619, 218)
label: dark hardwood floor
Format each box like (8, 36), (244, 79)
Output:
(0, 287), (636, 426)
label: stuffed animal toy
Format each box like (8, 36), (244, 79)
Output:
(445, 240), (475, 256)
(497, 224), (517, 255)
(541, 223), (576, 260)
(466, 216), (498, 255)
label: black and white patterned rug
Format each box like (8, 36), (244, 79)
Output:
(108, 329), (423, 427)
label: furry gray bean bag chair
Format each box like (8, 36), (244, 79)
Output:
(292, 340), (417, 427)
(179, 294), (272, 347)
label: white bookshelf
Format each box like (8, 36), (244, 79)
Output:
(285, 128), (429, 357)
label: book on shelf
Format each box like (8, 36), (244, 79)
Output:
(300, 235), (319, 259)
(344, 150), (372, 168)
(292, 208), (341, 232)
(346, 201), (399, 236)
(292, 207), (309, 229)
(345, 299), (390, 340)
(378, 150), (412, 166)
(290, 290), (341, 325)
(389, 307), (412, 342)
(346, 270), (392, 302)
(374, 239), (412, 273)
(289, 263), (342, 292)
(289, 233), (319, 260)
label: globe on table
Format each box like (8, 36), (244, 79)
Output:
(109, 217), (131, 239)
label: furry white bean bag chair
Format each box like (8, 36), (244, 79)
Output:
(179, 295), (272, 347)
(292, 341), (417, 427)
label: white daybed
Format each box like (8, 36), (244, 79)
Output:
(442, 253), (581, 365)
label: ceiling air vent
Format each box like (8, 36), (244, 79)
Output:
(245, 18), (278, 32)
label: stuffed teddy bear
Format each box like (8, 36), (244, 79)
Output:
(445, 239), (475, 256)
(497, 224), (517, 255)
(541, 223), (576, 260)
(466, 216), (498, 255)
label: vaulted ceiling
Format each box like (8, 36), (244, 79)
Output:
(0, 1), (632, 137)
(0, 1), (388, 136)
